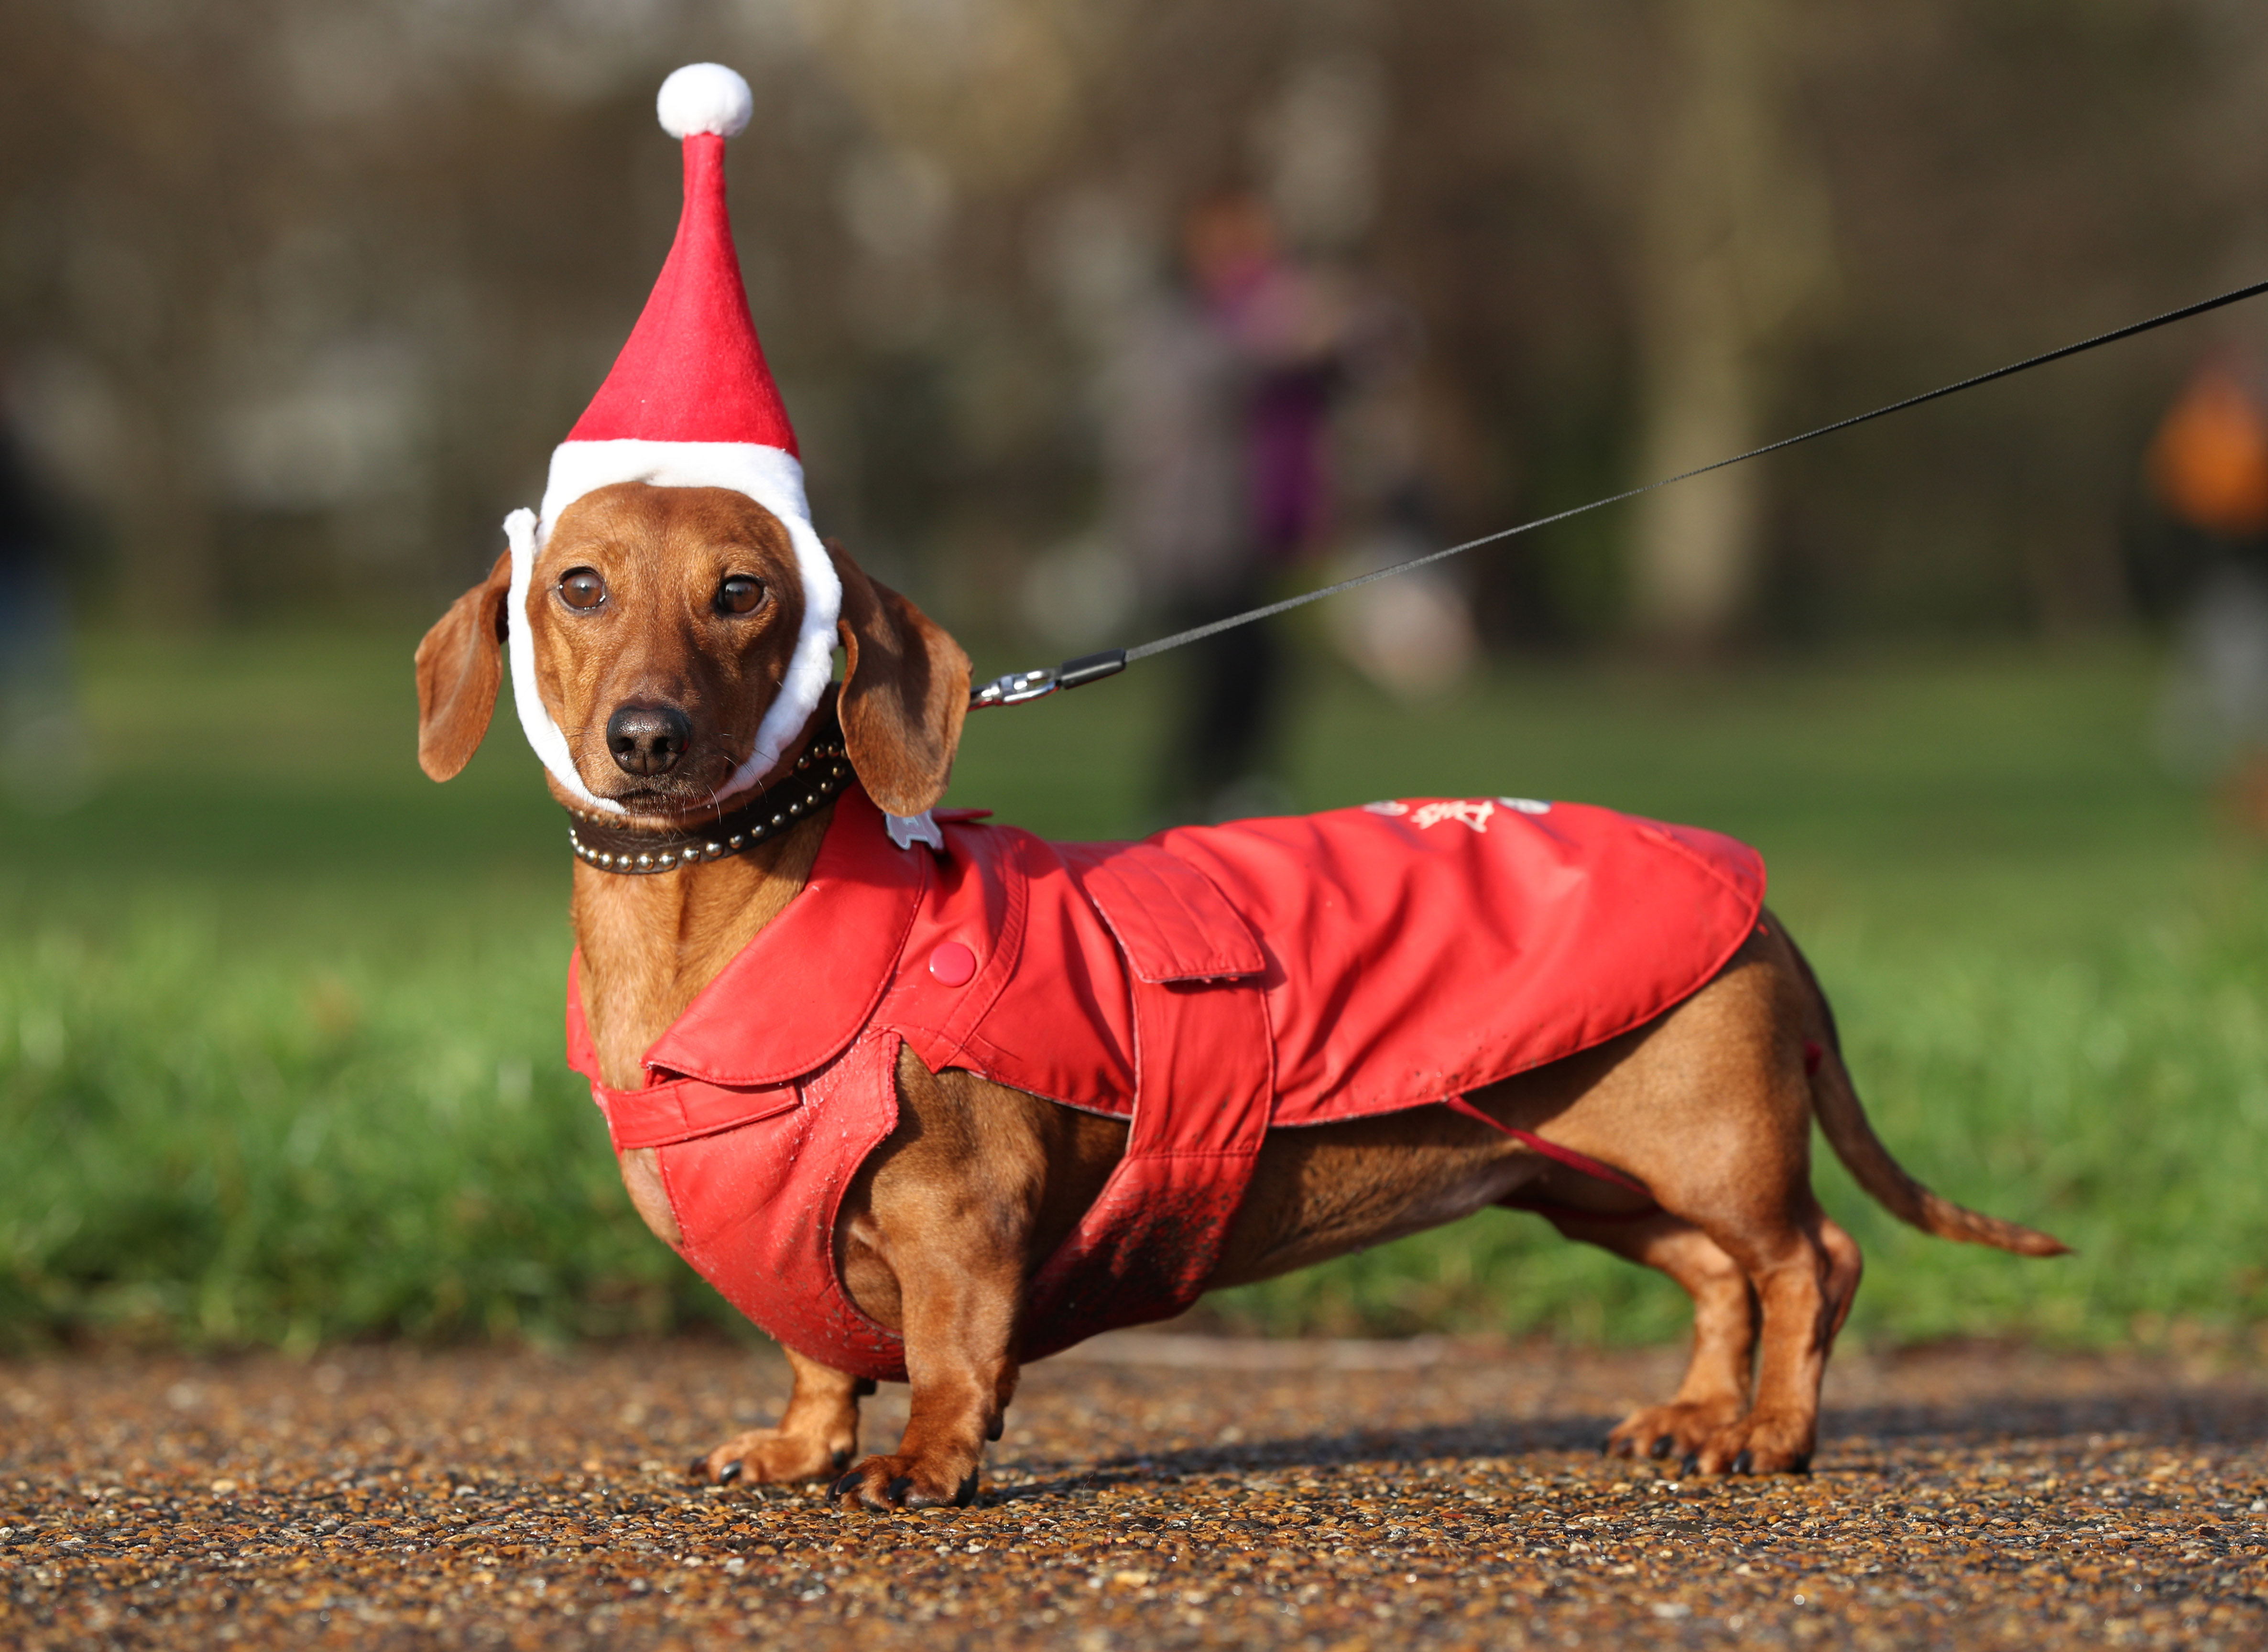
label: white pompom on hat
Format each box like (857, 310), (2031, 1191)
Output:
(657, 62), (754, 139)
(503, 63), (841, 816)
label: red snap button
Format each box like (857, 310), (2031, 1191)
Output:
(927, 941), (978, 986)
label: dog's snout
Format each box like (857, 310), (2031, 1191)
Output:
(607, 703), (692, 776)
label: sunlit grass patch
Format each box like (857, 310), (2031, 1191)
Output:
(4, 629), (2263, 1351)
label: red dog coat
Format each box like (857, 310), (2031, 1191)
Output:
(567, 786), (1765, 1382)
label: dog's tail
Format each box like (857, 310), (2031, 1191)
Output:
(1787, 931), (2071, 1258)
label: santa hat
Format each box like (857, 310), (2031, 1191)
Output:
(502, 63), (842, 816)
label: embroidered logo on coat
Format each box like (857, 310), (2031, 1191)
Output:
(1411, 798), (1497, 833)
(1371, 796), (1547, 828)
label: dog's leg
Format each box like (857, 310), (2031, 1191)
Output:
(828, 1244), (1022, 1511)
(688, 1347), (871, 1485)
(1689, 1203), (1861, 1474)
(1566, 1196), (1855, 1475)
(1537, 1211), (1758, 1466)
(828, 1054), (1081, 1512)
(1485, 929), (1867, 1474)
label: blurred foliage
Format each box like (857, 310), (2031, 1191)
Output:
(2, 0), (2265, 641)
(6, 628), (2268, 1351)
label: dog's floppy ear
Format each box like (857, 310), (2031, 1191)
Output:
(828, 540), (971, 817)
(415, 549), (513, 782)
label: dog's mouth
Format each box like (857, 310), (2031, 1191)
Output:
(595, 761), (747, 824)
(606, 783), (701, 816)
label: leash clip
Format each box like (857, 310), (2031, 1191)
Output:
(969, 649), (1126, 709)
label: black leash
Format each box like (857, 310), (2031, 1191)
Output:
(970, 273), (2268, 709)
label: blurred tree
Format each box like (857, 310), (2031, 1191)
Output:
(1627, 0), (1829, 647)
(0, 5), (274, 622)
(0, 0), (2261, 650)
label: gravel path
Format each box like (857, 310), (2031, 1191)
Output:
(4, 1336), (2265, 1649)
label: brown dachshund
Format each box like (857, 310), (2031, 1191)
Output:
(415, 479), (2065, 1510)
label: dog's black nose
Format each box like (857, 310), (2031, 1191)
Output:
(607, 704), (691, 776)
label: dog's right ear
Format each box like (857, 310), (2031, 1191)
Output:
(415, 549), (513, 782)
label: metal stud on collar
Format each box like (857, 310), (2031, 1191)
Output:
(566, 741), (851, 876)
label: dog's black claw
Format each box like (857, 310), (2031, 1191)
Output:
(831, 1449), (853, 1471)
(831, 1471), (862, 1498)
(885, 1476), (915, 1507)
(1731, 1450), (1754, 1476)
(687, 1455), (711, 1480)
(953, 1472), (979, 1508)
(716, 1460), (742, 1485)
(1648, 1435), (1675, 1460)
(1789, 1453), (1812, 1475)
(1679, 1454), (1701, 1478)
(987, 1414), (1004, 1443)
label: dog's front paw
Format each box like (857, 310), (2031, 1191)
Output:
(1688, 1410), (1815, 1477)
(830, 1453), (979, 1511)
(688, 1428), (848, 1486)
(1603, 1399), (1747, 1466)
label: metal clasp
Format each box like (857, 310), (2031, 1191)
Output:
(968, 649), (1126, 709)
(970, 666), (1062, 708)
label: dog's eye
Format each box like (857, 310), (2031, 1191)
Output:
(559, 570), (607, 611)
(718, 576), (766, 616)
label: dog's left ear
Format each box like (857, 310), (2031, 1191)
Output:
(828, 540), (971, 817)
(415, 549), (513, 782)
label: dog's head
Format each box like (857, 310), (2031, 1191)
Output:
(415, 481), (970, 822)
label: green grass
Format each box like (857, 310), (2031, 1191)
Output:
(4, 627), (2266, 1353)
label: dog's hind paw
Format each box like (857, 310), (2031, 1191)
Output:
(1687, 1412), (1816, 1477)
(832, 1455), (979, 1512)
(688, 1427), (847, 1486)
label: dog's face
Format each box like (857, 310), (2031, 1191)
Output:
(416, 481), (971, 821)
(529, 482), (809, 816)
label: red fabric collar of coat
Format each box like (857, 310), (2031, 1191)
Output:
(609, 786), (927, 1088)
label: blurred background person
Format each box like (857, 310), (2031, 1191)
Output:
(1102, 190), (1394, 823)
(2140, 354), (2268, 825)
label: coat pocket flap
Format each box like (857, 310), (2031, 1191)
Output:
(1069, 843), (1268, 984)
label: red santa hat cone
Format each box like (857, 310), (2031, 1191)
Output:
(502, 63), (842, 816)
